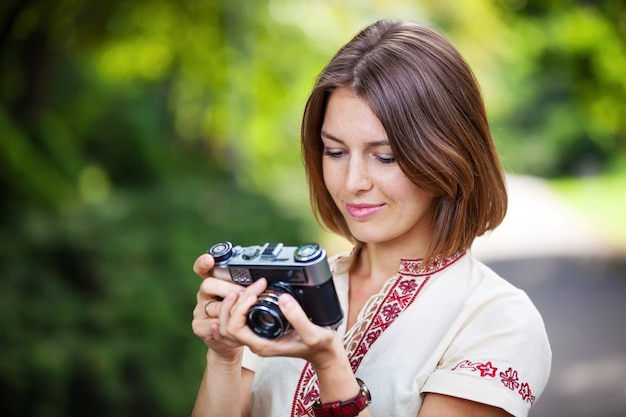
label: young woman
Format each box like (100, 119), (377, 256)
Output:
(191, 20), (551, 417)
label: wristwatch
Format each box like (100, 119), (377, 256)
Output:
(312, 378), (371, 417)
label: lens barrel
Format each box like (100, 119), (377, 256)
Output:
(246, 283), (298, 339)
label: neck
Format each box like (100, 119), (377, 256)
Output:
(350, 239), (429, 285)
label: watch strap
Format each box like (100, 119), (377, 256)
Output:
(312, 378), (371, 417)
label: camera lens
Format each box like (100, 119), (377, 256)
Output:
(247, 283), (298, 339)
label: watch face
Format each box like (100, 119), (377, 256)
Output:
(356, 378), (372, 403)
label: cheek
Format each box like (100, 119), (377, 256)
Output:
(384, 173), (433, 207)
(375, 167), (412, 193)
(322, 161), (339, 195)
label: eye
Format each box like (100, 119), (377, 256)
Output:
(376, 154), (396, 164)
(323, 149), (345, 158)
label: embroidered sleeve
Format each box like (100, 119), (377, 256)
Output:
(422, 286), (552, 417)
(242, 346), (262, 372)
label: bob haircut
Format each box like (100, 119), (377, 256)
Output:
(301, 20), (507, 263)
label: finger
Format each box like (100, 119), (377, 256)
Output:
(229, 278), (268, 324)
(198, 277), (244, 301)
(217, 290), (240, 332)
(204, 299), (221, 318)
(193, 254), (215, 278)
(244, 277), (268, 297)
(191, 313), (220, 343)
(222, 279), (268, 337)
(278, 293), (331, 345)
(209, 322), (240, 348)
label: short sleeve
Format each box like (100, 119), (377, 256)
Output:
(421, 281), (552, 417)
(242, 346), (262, 372)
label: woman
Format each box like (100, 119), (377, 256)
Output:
(191, 20), (551, 417)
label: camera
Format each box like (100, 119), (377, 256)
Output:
(208, 241), (344, 339)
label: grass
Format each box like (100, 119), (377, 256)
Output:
(549, 173), (626, 252)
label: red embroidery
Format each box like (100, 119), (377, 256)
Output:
(452, 360), (536, 405)
(290, 251), (464, 417)
(452, 359), (480, 371)
(290, 365), (317, 417)
(519, 382), (536, 405)
(500, 367), (520, 391)
(477, 361), (498, 377)
(349, 274), (431, 371)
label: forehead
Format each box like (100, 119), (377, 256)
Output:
(322, 88), (388, 145)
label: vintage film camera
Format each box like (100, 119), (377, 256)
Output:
(208, 241), (344, 339)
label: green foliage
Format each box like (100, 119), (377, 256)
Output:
(1, 0), (625, 415)
(489, 0), (626, 177)
(0, 177), (308, 416)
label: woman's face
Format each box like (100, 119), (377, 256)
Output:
(321, 87), (435, 253)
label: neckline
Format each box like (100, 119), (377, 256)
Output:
(332, 247), (466, 278)
(398, 250), (466, 276)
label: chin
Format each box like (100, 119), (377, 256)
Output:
(348, 227), (394, 245)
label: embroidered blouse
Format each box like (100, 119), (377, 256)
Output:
(242, 249), (551, 417)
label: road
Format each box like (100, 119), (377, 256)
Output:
(487, 256), (626, 417)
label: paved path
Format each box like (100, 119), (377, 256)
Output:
(472, 175), (626, 417)
(472, 175), (614, 261)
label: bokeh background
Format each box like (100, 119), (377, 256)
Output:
(1, 0), (625, 416)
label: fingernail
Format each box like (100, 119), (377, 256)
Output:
(279, 294), (293, 309)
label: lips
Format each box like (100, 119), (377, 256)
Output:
(345, 203), (384, 219)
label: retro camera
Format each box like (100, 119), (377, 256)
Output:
(208, 241), (344, 339)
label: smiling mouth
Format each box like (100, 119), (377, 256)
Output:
(345, 204), (384, 219)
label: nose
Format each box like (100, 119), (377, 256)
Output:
(345, 156), (372, 193)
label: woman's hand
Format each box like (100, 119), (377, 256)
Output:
(191, 253), (266, 359)
(224, 287), (344, 369)
(192, 253), (343, 368)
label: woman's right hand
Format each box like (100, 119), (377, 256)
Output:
(191, 253), (260, 417)
(191, 253), (265, 359)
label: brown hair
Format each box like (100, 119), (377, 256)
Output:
(301, 20), (507, 262)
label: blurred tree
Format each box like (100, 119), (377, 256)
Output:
(490, 0), (626, 176)
(0, 0), (317, 415)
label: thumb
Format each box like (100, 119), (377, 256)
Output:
(278, 293), (314, 332)
(193, 254), (215, 278)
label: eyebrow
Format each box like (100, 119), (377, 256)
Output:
(320, 130), (390, 147)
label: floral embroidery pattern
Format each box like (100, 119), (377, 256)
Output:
(290, 365), (317, 417)
(453, 360), (498, 377)
(348, 274), (430, 371)
(399, 252), (463, 276)
(500, 367), (520, 391)
(519, 382), (536, 404)
(290, 252), (465, 417)
(477, 361), (498, 377)
(452, 360), (536, 405)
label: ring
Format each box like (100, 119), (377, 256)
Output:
(204, 299), (219, 317)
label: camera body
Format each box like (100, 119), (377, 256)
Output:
(208, 241), (344, 339)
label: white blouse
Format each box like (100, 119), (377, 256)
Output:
(242, 249), (551, 417)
